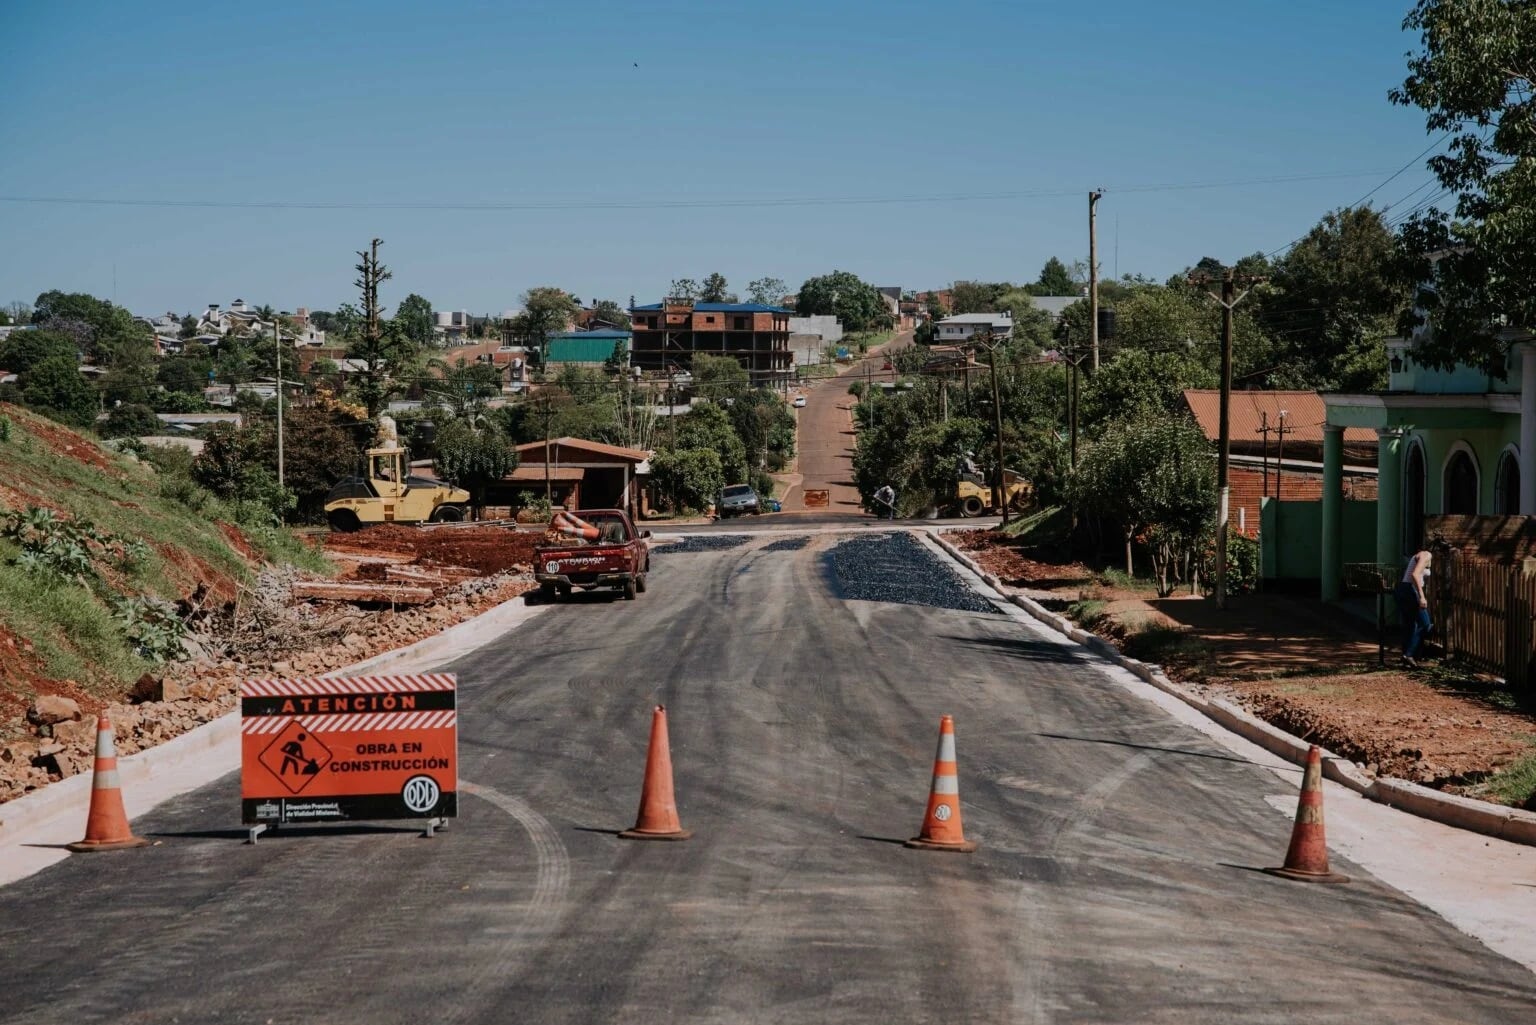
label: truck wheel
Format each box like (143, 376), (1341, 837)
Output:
(636, 573), (647, 593)
(960, 497), (985, 518)
(327, 509), (362, 532)
(540, 582), (558, 603)
(431, 504), (465, 523)
(623, 577), (638, 600)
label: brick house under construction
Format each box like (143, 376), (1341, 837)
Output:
(629, 300), (792, 387)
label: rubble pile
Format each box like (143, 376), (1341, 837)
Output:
(0, 561), (535, 803)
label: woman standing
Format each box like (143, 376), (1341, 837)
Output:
(1394, 543), (1436, 667)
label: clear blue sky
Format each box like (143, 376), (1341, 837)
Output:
(0, 0), (1434, 317)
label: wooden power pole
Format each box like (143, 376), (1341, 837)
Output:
(1191, 267), (1262, 609)
(1088, 189), (1103, 371)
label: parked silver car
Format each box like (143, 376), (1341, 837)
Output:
(717, 484), (761, 517)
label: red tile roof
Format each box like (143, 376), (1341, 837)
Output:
(516, 437), (649, 463)
(1182, 390), (1375, 447)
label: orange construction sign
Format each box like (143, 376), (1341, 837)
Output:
(240, 674), (457, 825)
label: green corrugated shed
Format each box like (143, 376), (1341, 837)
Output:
(546, 331), (630, 364)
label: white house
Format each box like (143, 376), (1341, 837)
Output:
(935, 311), (1013, 343)
(197, 299), (269, 337)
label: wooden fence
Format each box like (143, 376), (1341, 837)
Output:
(1438, 551), (1536, 690)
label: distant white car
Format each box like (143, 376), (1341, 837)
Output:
(792, 395), (807, 408)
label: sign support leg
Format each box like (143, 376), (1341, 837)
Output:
(247, 824), (268, 845)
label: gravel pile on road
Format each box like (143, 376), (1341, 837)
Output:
(760, 536), (811, 552)
(831, 533), (997, 613)
(654, 535), (752, 554)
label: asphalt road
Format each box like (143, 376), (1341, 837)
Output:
(2, 532), (1534, 1024)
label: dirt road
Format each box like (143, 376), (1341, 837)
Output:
(781, 332), (909, 513)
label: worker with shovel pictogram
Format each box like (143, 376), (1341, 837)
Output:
(280, 732), (322, 777)
(259, 722), (332, 794)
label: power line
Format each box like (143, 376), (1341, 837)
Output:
(1262, 133), (1452, 259)
(0, 169), (1397, 214)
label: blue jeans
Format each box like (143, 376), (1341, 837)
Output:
(1395, 582), (1432, 658)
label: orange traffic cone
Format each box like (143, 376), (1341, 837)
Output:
(619, 705), (691, 841)
(552, 511), (599, 542)
(905, 715), (977, 853)
(66, 716), (148, 853)
(1263, 745), (1348, 884)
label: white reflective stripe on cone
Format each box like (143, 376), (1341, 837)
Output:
(930, 774), (959, 795)
(93, 768), (121, 790)
(96, 730), (116, 757)
(936, 733), (956, 762)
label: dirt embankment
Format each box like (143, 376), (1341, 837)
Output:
(1, 522), (540, 803)
(949, 527), (1536, 803)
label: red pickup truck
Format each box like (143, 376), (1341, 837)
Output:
(533, 509), (651, 602)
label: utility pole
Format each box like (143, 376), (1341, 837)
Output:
(973, 332), (1010, 526)
(542, 393), (554, 506)
(1070, 349), (1080, 469)
(274, 319), (284, 493)
(1258, 410), (1271, 498)
(1089, 189), (1103, 371)
(1275, 410), (1291, 503)
(1191, 267), (1262, 609)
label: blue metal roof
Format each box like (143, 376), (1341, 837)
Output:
(630, 302), (790, 314)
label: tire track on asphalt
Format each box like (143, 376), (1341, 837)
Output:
(1009, 750), (1156, 1023)
(442, 781), (570, 1025)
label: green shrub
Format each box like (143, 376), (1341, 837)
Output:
(1226, 533), (1260, 595)
(0, 414), (11, 442)
(110, 595), (186, 664)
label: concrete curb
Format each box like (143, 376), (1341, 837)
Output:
(927, 529), (1536, 845)
(0, 587), (546, 870)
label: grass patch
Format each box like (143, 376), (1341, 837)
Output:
(1472, 744), (1536, 806)
(0, 404), (328, 698)
(796, 363), (836, 380)
(1067, 598), (1106, 628)
(1097, 568), (1160, 595)
(0, 539), (151, 693)
(1121, 625), (1216, 672)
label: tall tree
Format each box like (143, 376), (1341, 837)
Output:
(1031, 257), (1078, 296)
(1391, 0), (1536, 370)
(669, 278), (700, 301)
(20, 356), (98, 428)
(700, 272), (734, 303)
(511, 287), (580, 355)
(795, 271), (884, 331)
(950, 281), (1012, 314)
(394, 293), (436, 347)
(746, 277), (788, 306)
(347, 239), (397, 420)
(0, 329), (78, 373)
(691, 353), (749, 403)
(590, 299), (631, 329)
(1257, 207), (1405, 391)
(434, 417), (517, 520)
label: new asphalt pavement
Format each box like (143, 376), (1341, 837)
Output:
(1, 531), (1533, 1023)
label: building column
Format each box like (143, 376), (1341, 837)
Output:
(1321, 425), (1344, 601)
(1375, 428), (1403, 569)
(1521, 344), (1536, 514)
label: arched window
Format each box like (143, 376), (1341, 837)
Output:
(1403, 440), (1426, 555)
(1443, 446), (1479, 515)
(1496, 448), (1521, 515)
